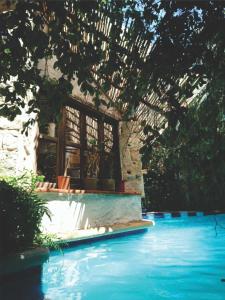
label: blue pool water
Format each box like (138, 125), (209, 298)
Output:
(1, 214), (225, 299)
(41, 214), (225, 300)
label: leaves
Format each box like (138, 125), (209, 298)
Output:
(0, 174), (50, 255)
(0, 0), (224, 137)
(143, 76), (225, 211)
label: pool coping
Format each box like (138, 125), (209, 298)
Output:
(0, 220), (153, 277)
(53, 219), (154, 246)
(36, 188), (141, 196)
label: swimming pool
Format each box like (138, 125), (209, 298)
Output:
(2, 214), (225, 299)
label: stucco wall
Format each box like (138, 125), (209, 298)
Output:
(40, 192), (142, 235)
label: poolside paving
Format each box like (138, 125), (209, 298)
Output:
(53, 219), (154, 245)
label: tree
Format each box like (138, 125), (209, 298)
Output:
(1, 0), (224, 133)
(143, 74), (225, 211)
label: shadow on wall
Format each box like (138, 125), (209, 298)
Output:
(68, 199), (115, 229)
(41, 195), (141, 234)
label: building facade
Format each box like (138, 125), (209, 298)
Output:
(0, 73), (145, 195)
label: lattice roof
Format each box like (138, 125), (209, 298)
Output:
(1, 1), (199, 137)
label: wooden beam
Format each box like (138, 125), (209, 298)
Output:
(66, 97), (120, 125)
(139, 98), (165, 115)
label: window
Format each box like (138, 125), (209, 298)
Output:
(37, 100), (121, 190)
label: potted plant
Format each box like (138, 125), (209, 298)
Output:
(38, 101), (58, 138)
(39, 112), (57, 137)
(83, 140), (100, 190)
(38, 77), (72, 137)
(37, 150), (57, 183)
(98, 152), (115, 191)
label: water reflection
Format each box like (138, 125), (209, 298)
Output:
(42, 247), (108, 300)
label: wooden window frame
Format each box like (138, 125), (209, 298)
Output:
(39, 98), (122, 191)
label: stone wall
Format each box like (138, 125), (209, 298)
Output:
(0, 59), (145, 188)
(119, 121), (145, 196)
(37, 57), (145, 194)
(0, 118), (20, 176)
(38, 57), (121, 121)
(0, 116), (38, 176)
(0, 115), (145, 196)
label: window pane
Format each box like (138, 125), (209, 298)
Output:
(86, 116), (98, 148)
(65, 146), (81, 188)
(101, 122), (115, 179)
(65, 106), (80, 145)
(104, 123), (113, 153)
(85, 116), (99, 178)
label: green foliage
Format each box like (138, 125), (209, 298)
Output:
(0, 1), (224, 131)
(1, 1), (225, 210)
(0, 172), (45, 192)
(37, 150), (57, 182)
(0, 174), (50, 256)
(38, 77), (73, 129)
(35, 233), (62, 251)
(143, 78), (225, 211)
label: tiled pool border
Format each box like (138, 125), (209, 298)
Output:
(143, 210), (225, 219)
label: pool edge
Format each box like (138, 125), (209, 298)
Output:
(53, 219), (154, 247)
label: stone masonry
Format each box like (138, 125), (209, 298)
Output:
(0, 115), (145, 196)
(119, 121), (145, 196)
(0, 116), (39, 176)
(0, 58), (145, 194)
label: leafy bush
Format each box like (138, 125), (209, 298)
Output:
(0, 172), (45, 192)
(142, 81), (225, 211)
(0, 175), (50, 256)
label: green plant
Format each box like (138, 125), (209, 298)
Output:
(37, 150), (57, 182)
(38, 77), (67, 130)
(142, 81), (225, 211)
(0, 175), (51, 256)
(35, 233), (63, 251)
(88, 138), (98, 147)
(0, 172), (45, 192)
(1, 1), (224, 135)
(85, 144), (100, 178)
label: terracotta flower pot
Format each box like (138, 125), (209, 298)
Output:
(57, 176), (70, 189)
